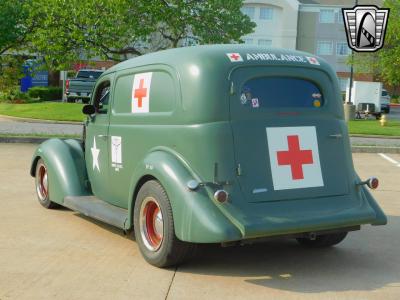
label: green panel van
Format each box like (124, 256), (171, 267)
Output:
(31, 45), (386, 267)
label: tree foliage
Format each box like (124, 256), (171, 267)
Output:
(26, 0), (255, 69)
(352, 0), (400, 87)
(0, 0), (32, 55)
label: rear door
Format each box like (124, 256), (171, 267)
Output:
(229, 66), (349, 203)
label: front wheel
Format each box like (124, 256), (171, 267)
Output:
(35, 159), (59, 209)
(296, 232), (348, 248)
(133, 180), (196, 267)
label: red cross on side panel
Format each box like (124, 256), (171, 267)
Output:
(277, 135), (314, 180)
(134, 79), (147, 108)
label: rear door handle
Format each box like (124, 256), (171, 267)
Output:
(98, 134), (108, 139)
(329, 134), (342, 139)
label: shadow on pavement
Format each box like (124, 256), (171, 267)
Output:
(178, 216), (399, 293)
(70, 209), (399, 293)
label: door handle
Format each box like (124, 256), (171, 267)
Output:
(98, 134), (108, 139)
(329, 134), (342, 139)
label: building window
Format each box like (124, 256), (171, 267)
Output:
(242, 7), (255, 19)
(337, 10), (344, 23)
(260, 7), (273, 20)
(317, 41), (333, 55)
(258, 39), (272, 46)
(319, 9), (335, 23)
(338, 77), (349, 92)
(336, 42), (351, 56)
(243, 38), (253, 44)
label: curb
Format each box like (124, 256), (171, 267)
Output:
(351, 146), (400, 154)
(0, 137), (51, 144)
(1, 137), (400, 153)
(0, 114), (83, 125)
(390, 103), (400, 107)
(0, 137), (80, 144)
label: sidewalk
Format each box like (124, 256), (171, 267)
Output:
(0, 116), (83, 136)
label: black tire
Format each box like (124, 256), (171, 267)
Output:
(296, 232), (348, 248)
(35, 159), (59, 209)
(133, 180), (196, 267)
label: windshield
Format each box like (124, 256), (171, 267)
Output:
(77, 70), (103, 79)
(240, 77), (324, 109)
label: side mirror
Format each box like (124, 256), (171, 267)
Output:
(82, 104), (95, 115)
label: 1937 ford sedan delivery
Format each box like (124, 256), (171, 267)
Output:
(31, 45), (387, 267)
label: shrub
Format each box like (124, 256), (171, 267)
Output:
(28, 86), (62, 101)
(391, 95), (399, 104)
(0, 87), (39, 104)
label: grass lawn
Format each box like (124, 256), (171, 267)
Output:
(0, 102), (85, 122)
(348, 120), (400, 136)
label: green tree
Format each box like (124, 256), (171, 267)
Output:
(0, 0), (33, 54)
(352, 0), (400, 87)
(27, 0), (255, 69)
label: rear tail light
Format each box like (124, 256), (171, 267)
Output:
(65, 79), (70, 93)
(367, 177), (379, 190)
(214, 190), (229, 203)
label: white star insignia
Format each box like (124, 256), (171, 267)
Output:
(91, 137), (100, 172)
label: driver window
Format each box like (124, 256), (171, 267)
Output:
(93, 80), (111, 114)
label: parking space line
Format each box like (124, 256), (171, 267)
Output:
(378, 153), (400, 167)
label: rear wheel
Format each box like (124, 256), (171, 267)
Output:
(133, 180), (196, 267)
(35, 159), (59, 209)
(296, 232), (348, 248)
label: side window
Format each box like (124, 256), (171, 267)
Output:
(113, 71), (175, 114)
(93, 80), (111, 114)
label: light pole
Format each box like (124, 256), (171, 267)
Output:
(348, 0), (358, 104)
(344, 0), (358, 121)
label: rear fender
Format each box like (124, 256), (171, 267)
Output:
(126, 147), (241, 243)
(30, 139), (91, 204)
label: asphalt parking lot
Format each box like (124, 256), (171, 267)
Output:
(0, 144), (399, 300)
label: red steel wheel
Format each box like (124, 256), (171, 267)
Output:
(140, 197), (164, 251)
(36, 163), (49, 202)
(35, 158), (58, 209)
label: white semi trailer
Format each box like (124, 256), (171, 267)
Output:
(346, 81), (383, 119)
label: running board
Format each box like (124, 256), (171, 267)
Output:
(64, 196), (128, 229)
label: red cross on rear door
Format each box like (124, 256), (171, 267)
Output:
(266, 126), (324, 190)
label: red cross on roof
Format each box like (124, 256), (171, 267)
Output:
(230, 53), (240, 61)
(277, 135), (314, 180)
(134, 79), (147, 108)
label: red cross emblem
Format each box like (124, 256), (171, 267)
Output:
(277, 135), (314, 180)
(306, 56), (320, 65)
(134, 79), (147, 108)
(227, 53), (243, 62)
(132, 72), (152, 113)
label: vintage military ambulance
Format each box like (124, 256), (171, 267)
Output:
(31, 45), (386, 267)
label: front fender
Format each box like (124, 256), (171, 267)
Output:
(127, 147), (242, 243)
(31, 138), (90, 204)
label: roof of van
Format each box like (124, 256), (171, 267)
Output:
(103, 44), (329, 75)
